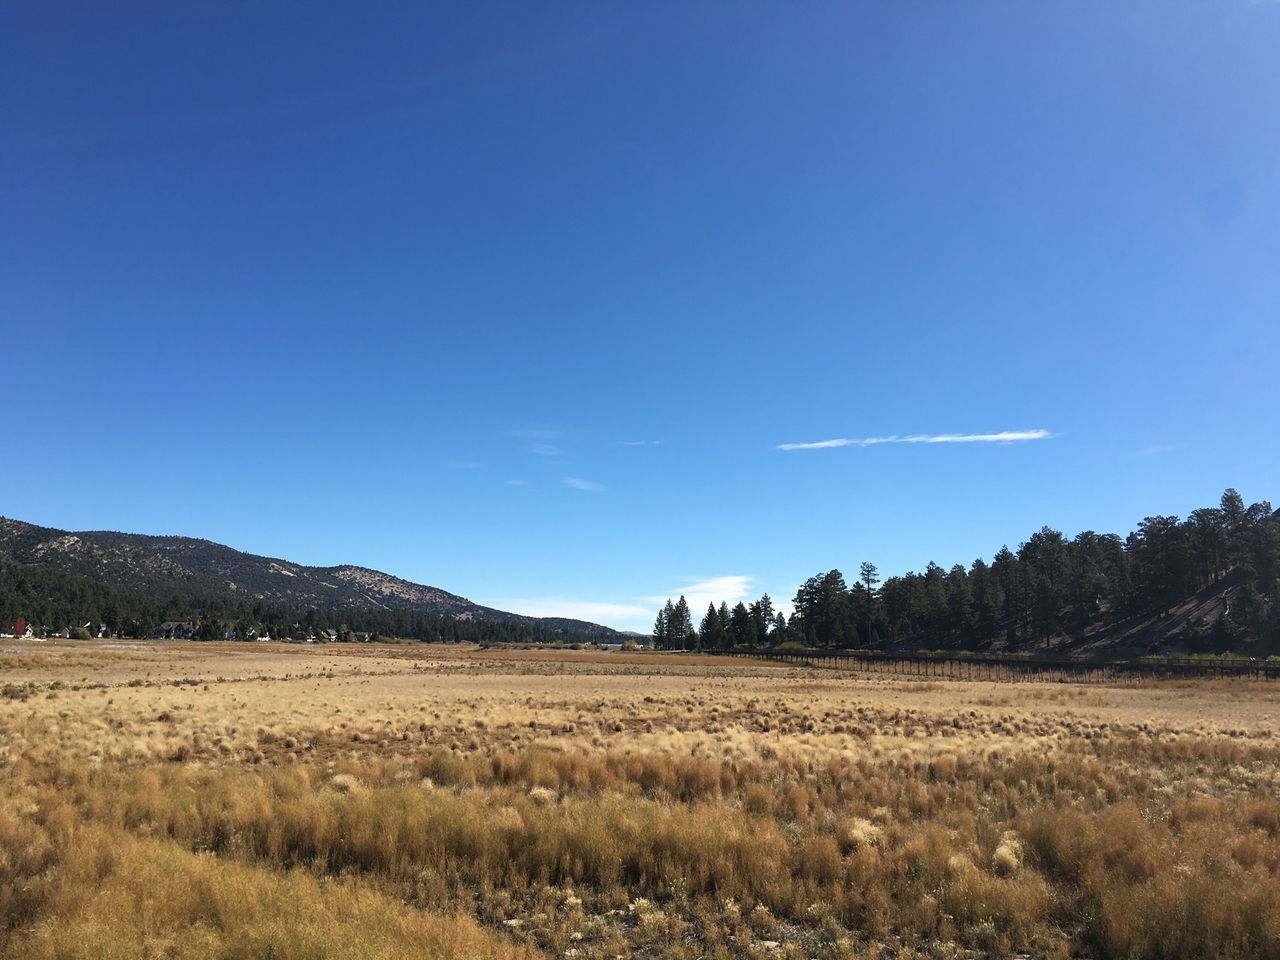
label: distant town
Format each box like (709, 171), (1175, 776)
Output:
(2, 617), (373, 643)
(1, 615), (647, 649)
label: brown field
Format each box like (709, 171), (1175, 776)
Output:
(3, 641), (1280, 959)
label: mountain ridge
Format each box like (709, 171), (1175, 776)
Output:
(0, 516), (618, 638)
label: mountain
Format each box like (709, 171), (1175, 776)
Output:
(0, 516), (618, 639)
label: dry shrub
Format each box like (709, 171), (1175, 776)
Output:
(419, 749), (478, 788)
(0, 807), (58, 931)
(6, 828), (531, 960)
(837, 816), (882, 853)
(743, 782), (773, 816)
(794, 835), (842, 884)
(937, 854), (1050, 953)
(1094, 866), (1280, 960)
(991, 831), (1023, 875)
(929, 753), (958, 782)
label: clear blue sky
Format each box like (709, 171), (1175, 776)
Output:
(4, 2), (1278, 630)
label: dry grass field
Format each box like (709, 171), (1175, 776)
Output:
(3, 641), (1280, 959)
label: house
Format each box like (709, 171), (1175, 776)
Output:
(155, 621), (195, 640)
(351, 631), (371, 643)
(318, 629), (338, 643)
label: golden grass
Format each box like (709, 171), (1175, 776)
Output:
(0, 822), (530, 960)
(3, 640), (1280, 958)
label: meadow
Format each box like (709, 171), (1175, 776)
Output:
(2, 641), (1280, 959)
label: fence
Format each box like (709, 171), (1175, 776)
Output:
(719, 647), (1280, 682)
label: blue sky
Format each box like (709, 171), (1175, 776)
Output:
(4, 2), (1278, 631)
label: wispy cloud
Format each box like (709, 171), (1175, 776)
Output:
(1136, 443), (1179, 457)
(619, 440), (663, 446)
(778, 429), (1052, 451)
(447, 459), (483, 469)
(511, 427), (567, 458)
(564, 476), (604, 492)
(505, 479), (528, 487)
(643, 575), (755, 613)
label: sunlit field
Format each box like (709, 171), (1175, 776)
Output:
(3, 641), (1280, 959)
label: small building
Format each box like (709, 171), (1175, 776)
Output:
(155, 621), (196, 640)
(318, 629), (338, 643)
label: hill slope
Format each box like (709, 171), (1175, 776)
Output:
(0, 516), (616, 638)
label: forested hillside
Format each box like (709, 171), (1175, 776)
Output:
(0, 518), (617, 642)
(654, 488), (1280, 655)
(0, 556), (611, 644)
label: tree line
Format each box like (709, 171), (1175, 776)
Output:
(0, 558), (612, 645)
(654, 488), (1280, 652)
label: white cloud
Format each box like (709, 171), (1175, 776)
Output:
(643, 575), (755, 614)
(778, 429), (1052, 451)
(490, 574), (761, 632)
(564, 476), (604, 492)
(619, 440), (663, 446)
(505, 479), (528, 486)
(486, 576), (762, 634)
(1137, 443), (1178, 457)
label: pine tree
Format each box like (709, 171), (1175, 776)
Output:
(700, 602), (727, 650)
(666, 596), (694, 650)
(729, 602), (752, 647)
(1221, 488), (1249, 567)
(771, 611), (787, 645)
(859, 562), (879, 643)
(748, 595), (773, 646)
(653, 604), (669, 649)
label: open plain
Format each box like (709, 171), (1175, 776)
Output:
(3, 641), (1280, 959)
